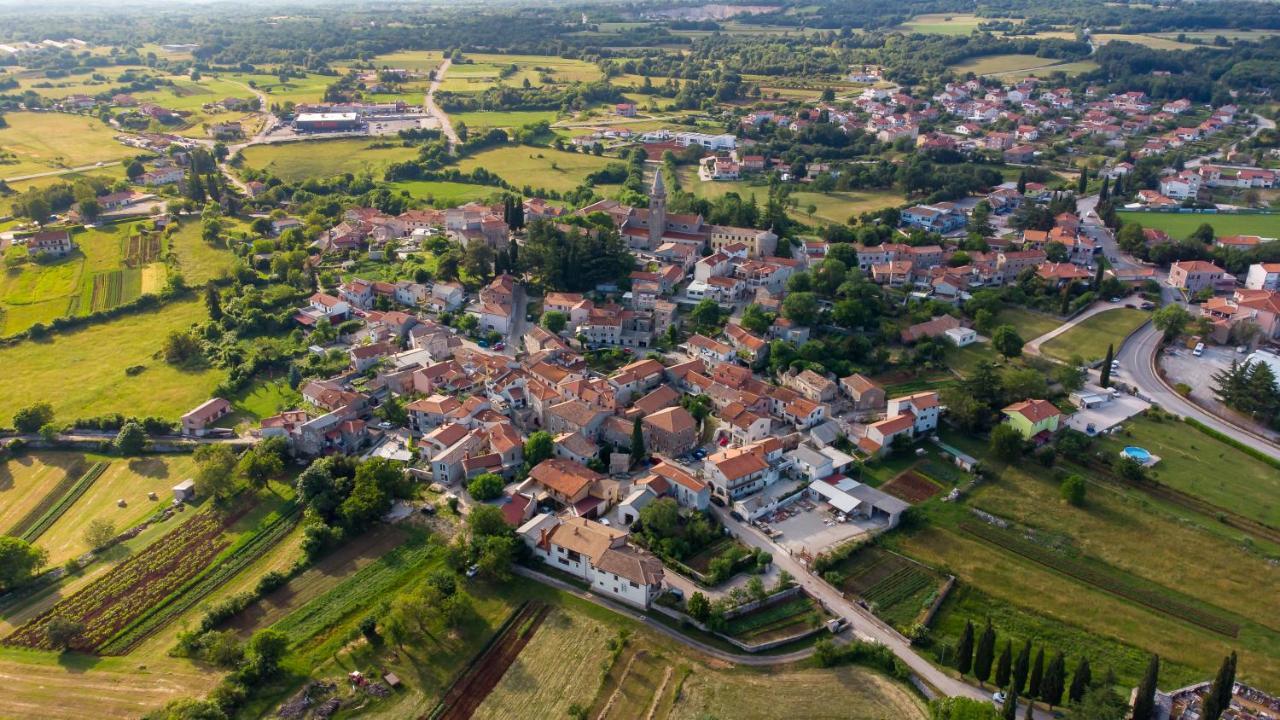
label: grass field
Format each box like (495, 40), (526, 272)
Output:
(672, 665), (926, 719)
(223, 71), (334, 105)
(683, 170), (901, 225)
(166, 218), (236, 284)
(1117, 211), (1280, 240)
(474, 607), (615, 720)
(457, 146), (615, 193)
(1040, 307), (1150, 362)
(949, 54), (1097, 77)
(1151, 29), (1280, 42)
(0, 112), (134, 179)
(1098, 415), (1280, 528)
(897, 432), (1280, 689)
(240, 139), (419, 182)
(0, 298), (222, 422)
(896, 13), (1000, 35)
(1093, 33), (1209, 51)
(388, 180), (501, 206)
(36, 454), (199, 567)
(449, 110), (561, 130)
(0, 452), (89, 535)
(440, 53), (602, 95)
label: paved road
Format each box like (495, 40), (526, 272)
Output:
(424, 58), (459, 152)
(1117, 322), (1280, 462)
(3, 161), (122, 184)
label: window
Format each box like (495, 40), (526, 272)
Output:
(558, 557), (569, 566)
(629, 581), (639, 589)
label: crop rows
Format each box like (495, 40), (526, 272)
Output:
(125, 233), (162, 266)
(960, 522), (1240, 637)
(861, 566), (933, 610)
(725, 597), (816, 637)
(89, 271), (124, 312)
(97, 505), (301, 655)
(5, 510), (232, 652)
(13, 462), (107, 543)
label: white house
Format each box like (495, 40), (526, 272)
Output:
(887, 391), (941, 434)
(1245, 263), (1280, 292)
(520, 515), (665, 608)
(944, 326), (978, 347)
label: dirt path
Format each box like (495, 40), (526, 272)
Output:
(424, 58), (459, 152)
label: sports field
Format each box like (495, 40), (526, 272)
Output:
(1039, 307), (1150, 362)
(0, 298), (222, 422)
(1117, 211), (1280, 240)
(457, 146), (615, 193)
(239, 139), (419, 182)
(0, 112), (134, 179)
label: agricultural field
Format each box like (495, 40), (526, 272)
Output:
(2, 65), (138, 101)
(239, 139), (419, 182)
(1150, 29), (1280, 42)
(449, 110), (561, 131)
(896, 13), (1005, 35)
(1096, 415), (1280, 528)
(827, 546), (948, 630)
(1039, 307), (1150, 363)
(457, 146), (615, 193)
(388, 179), (502, 206)
(722, 593), (828, 645)
(0, 298), (222, 422)
(1116, 210), (1280, 239)
(880, 469), (945, 503)
(0, 452), (91, 536)
(671, 665), (927, 720)
(0, 112), (134, 180)
(1093, 33), (1209, 50)
(949, 54), (1096, 77)
(898, 434), (1280, 689)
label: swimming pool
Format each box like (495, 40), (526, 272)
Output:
(1122, 446), (1152, 463)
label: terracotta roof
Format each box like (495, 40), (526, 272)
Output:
(1003, 399), (1062, 424)
(595, 545), (664, 586)
(547, 516), (624, 561)
(708, 444), (769, 481)
(868, 413), (915, 436)
(650, 461), (706, 493)
(528, 458), (602, 497)
(643, 406), (696, 435)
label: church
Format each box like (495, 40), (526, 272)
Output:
(579, 171), (779, 259)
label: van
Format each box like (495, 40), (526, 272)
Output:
(1193, 343), (1205, 357)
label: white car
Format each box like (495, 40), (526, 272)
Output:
(992, 691), (1007, 705)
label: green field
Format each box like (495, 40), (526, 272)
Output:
(223, 71), (334, 105)
(1117, 211), (1280, 240)
(897, 13), (1002, 35)
(440, 53), (602, 95)
(457, 145), (615, 193)
(0, 298), (223, 422)
(239, 139), (419, 182)
(388, 180), (502, 206)
(0, 452), (90, 535)
(450, 110), (561, 130)
(0, 112), (135, 179)
(166, 217), (237, 285)
(1094, 33), (1210, 51)
(1039, 307), (1150, 362)
(949, 54), (1098, 77)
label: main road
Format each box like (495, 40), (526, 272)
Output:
(424, 58), (460, 152)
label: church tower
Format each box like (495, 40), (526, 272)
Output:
(648, 169), (666, 249)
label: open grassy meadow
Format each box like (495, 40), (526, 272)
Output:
(949, 54), (1097, 77)
(0, 452), (89, 535)
(450, 109), (561, 130)
(671, 665), (926, 720)
(240, 139), (419, 182)
(1040, 307), (1150, 362)
(1117, 211), (1280, 240)
(0, 298), (222, 422)
(897, 13), (997, 35)
(1093, 33), (1209, 51)
(441, 53), (602, 95)
(166, 218), (237, 285)
(457, 146), (615, 193)
(223, 71), (333, 105)
(388, 179), (501, 206)
(0, 112), (134, 179)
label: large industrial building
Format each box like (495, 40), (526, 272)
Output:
(293, 112), (361, 132)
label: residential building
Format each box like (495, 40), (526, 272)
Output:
(1002, 399), (1063, 442)
(521, 515), (664, 608)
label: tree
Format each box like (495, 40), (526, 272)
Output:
(1152, 305), (1191, 341)
(1132, 654), (1160, 720)
(995, 640), (1013, 690)
(77, 199), (100, 222)
(741, 303), (772, 334)
(1077, 167), (1089, 195)
(1002, 687), (1019, 720)
(12, 402), (54, 433)
(1201, 652), (1237, 720)
(146, 697), (229, 720)
(236, 446), (284, 491)
(991, 325), (1024, 359)
(1060, 474), (1087, 506)
(974, 618), (996, 686)
(0, 537), (47, 590)
(1013, 639), (1031, 695)
(689, 298), (722, 329)
(990, 424), (1024, 462)
(1054, 360), (1086, 393)
(205, 284), (222, 322)
(1002, 367), (1047, 402)
(476, 533), (516, 580)
(45, 616), (85, 651)
(1076, 684), (1129, 720)
(467, 503), (510, 540)
(1028, 647), (1045, 698)
(83, 518), (117, 550)
(1069, 657), (1092, 704)
(630, 416), (646, 466)
(1041, 651), (1066, 708)
(1190, 222), (1216, 245)
(193, 443), (238, 501)
(463, 241), (496, 281)
(955, 620), (975, 675)
(245, 629), (289, 678)
(1100, 344), (1114, 387)
(541, 311), (567, 334)
(114, 421), (148, 456)
(687, 591), (711, 621)
(781, 291), (820, 327)
(524, 431), (554, 467)
(467, 472), (505, 501)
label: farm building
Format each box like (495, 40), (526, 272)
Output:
(172, 479), (196, 502)
(181, 397), (232, 436)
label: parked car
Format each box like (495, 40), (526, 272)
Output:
(1193, 342), (1205, 357)
(992, 691), (1007, 705)
(493, 342), (506, 351)
(466, 564), (479, 578)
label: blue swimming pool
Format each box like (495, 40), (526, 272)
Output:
(1122, 446), (1152, 463)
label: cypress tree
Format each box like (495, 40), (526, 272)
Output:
(1013, 639), (1032, 695)
(1100, 344), (1114, 387)
(956, 620), (975, 675)
(975, 618), (996, 686)
(1132, 654), (1160, 720)
(1041, 651), (1066, 708)
(995, 640), (1013, 690)
(629, 416), (646, 466)
(1023, 698), (1034, 720)
(1100, 175), (1110, 201)
(1201, 652), (1237, 720)
(1028, 647), (1045, 698)
(1017, 170), (1027, 195)
(1094, 260), (1104, 288)
(1078, 167), (1089, 194)
(1069, 657), (1092, 704)
(204, 284), (222, 322)
(1002, 687), (1019, 720)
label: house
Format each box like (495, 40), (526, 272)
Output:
(181, 398), (232, 436)
(526, 458), (610, 509)
(840, 374), (885, 412)
(1002, 399), (1063, 443)
(1004, 145), (1036, 163)
(138, 167), (185, 186)
(520, 515), (664, 609)
(704, 439), (781, 501)
(295, 293), (350, 326)
(860, 414), (915, 457)
(615, 103), (637, 117)
(1168, 260), (1230, 293)
(901, 203), (965, 233)
(1245, 263), (1280, 292)
(640, 406), (698, 457)
(887, 391), (941, 434)
(901, 315), (962, 344)
(807, 475), (909, 529)
(646, 461), (710, 510)
(944, 326), (978, 347)
(25, 229), (74, 257)
(782, 369), (837, 403)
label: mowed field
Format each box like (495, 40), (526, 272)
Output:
(449, 110), (561, 131)
(0, 112), (134, 179)
(949, 54), (1098, 77)
(896, 13), (1009, 35)
(0, 452), (88, 534)
(239, 139), (419, 182)
(1117, 210), (1280, 239)
(457, 146), (615, 193)
(166, 217), (238, 285)
(1093, 33), (1210, 51)
(671, 665), (926, 720)
(440, 53), (602, 95)
(681, 170), (902, 225)
(0, 298), (222, 422)
(1039, 307), (1150, 362)
(388, 180), (501, 206)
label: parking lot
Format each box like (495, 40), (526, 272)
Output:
(1064, 390), (1150, 435)
(1160, 343), (1243, 407)
(760, 498), (871, 557)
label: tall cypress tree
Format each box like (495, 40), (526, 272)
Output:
(1069, 657), (1092, 704)
(956, 620), (975, 676)
(1041, 651), (1066, 708)
(1100, 175), (1110, 201)
(629, 416), (646, 466)
(1078, 167), (1089, 194)
(1028, 647), (1045, 698)
(995, 640), (1013, 690)
(1017, 170), (1027, 195)
(1101, 344), (1114, 387)
(1132, 654), (1161, 720)
(975, 618), (996, 686)
(1002, 687), (1019, 720)
(1013, 639), (1032, 695)
(1094, 260), (1105, 288)
(1201, 652), (1237, 720)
